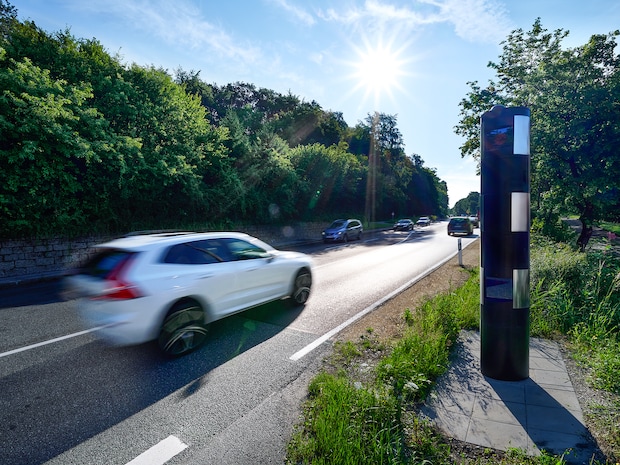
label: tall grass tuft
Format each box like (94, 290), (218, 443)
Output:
(377, 268), (479, 402)
(287, 370), (406, 464)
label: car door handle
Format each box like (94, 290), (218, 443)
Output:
(198, 274), (213, 279)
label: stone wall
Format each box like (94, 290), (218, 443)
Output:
(0, 222), (326, 285)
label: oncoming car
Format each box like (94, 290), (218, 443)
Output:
(63, 232), (313, 356)
(447, 216), (474, 236)
(322, 219), (363, 243)
(393, 219), (414, 231)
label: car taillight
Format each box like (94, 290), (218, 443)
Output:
(94, 254), (143, 300)
(99, 278), (142, 300)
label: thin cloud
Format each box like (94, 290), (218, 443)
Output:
(421, 0), (513, 43)
(68, 0), (261, 63)
(319, 0), (512, 44)
(267, 0), (316, 25)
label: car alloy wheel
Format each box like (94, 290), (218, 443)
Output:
(158, 300), (209, 356)
(291, 269), (312, 305)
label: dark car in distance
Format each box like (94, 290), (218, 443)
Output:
(448, 216), (474, 236)
(393, 219), (414, 231)
(322, 219), (363, 243)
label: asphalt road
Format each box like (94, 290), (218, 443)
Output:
(0, 222), (478, 465)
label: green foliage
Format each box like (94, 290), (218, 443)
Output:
(291, 143), (364, 218)
(452, 191), (480, 216)
(332, 340), (361, 364)
(530, 211), (576, 244)
(529, 235), (620, 339)
(0, 52), (118, 235)
(0, 6), (449, 237)
(586, 340), (620, 393)
(529, 233), (620, 400)
(377, 270), (478, 402)
(288, 371), (405, 465)
(599, 221), (620, 236)
(456, 19), (620, 249)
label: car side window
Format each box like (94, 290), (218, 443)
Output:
(223, 238), (271, 260)
(163, 240), (231, 264)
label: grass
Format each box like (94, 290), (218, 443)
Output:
(599, 221), (620, 236)
(287, 232), (620, 464)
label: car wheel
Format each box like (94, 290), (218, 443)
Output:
(158, 299), (209, 356)
(290, 268), (312, 306)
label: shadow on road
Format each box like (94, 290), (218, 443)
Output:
(0, 299), (304, 465)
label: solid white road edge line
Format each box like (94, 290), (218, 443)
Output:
(0, 326), (107, 358)
(126, 435), (188, 465)
(289, 239), (475, 361)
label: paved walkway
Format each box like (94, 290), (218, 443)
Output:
(421, 331), (602, 464)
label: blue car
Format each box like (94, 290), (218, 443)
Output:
(322, 219), (363, 243)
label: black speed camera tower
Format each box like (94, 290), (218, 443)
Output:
(480, 105), (531, 381)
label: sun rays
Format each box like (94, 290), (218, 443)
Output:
(345, 33), (414, 110)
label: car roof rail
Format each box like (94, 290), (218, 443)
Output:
(123, 230), (198, 237)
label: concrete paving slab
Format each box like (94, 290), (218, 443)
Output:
(420, 331), (602, 464)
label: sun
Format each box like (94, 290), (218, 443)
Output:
(355, 45), (401, 95)
(348, 35), (411, 108)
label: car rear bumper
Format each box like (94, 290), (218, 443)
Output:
(77, 298), (163, 346)
(448, 230), (471, 235)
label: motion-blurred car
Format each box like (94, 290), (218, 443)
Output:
(448, 217), (474, 236)
(63, 232), (313, 356)
(322, 219), (363, 243)
(416, 216), (431, 227)
(469, 216), (479, 227)
(393, 219), (414, 231)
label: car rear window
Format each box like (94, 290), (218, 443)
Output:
(80, 249), (136, 279)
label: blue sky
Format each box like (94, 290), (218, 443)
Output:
(12, 0), (620, 207)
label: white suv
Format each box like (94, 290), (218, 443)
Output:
(64, 232), (313, 356)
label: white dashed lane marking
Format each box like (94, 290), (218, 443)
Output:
(125, 435), (188, 465)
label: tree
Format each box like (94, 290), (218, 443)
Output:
(452, 192), (480, 216)
(0, 51), (139, 235)
(0, 1), (450, 236)
(456, 19), (620, 250)
(0, 0), (16, 39)
(304, 111), (348, 147)
(291, 143), (364, 218)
